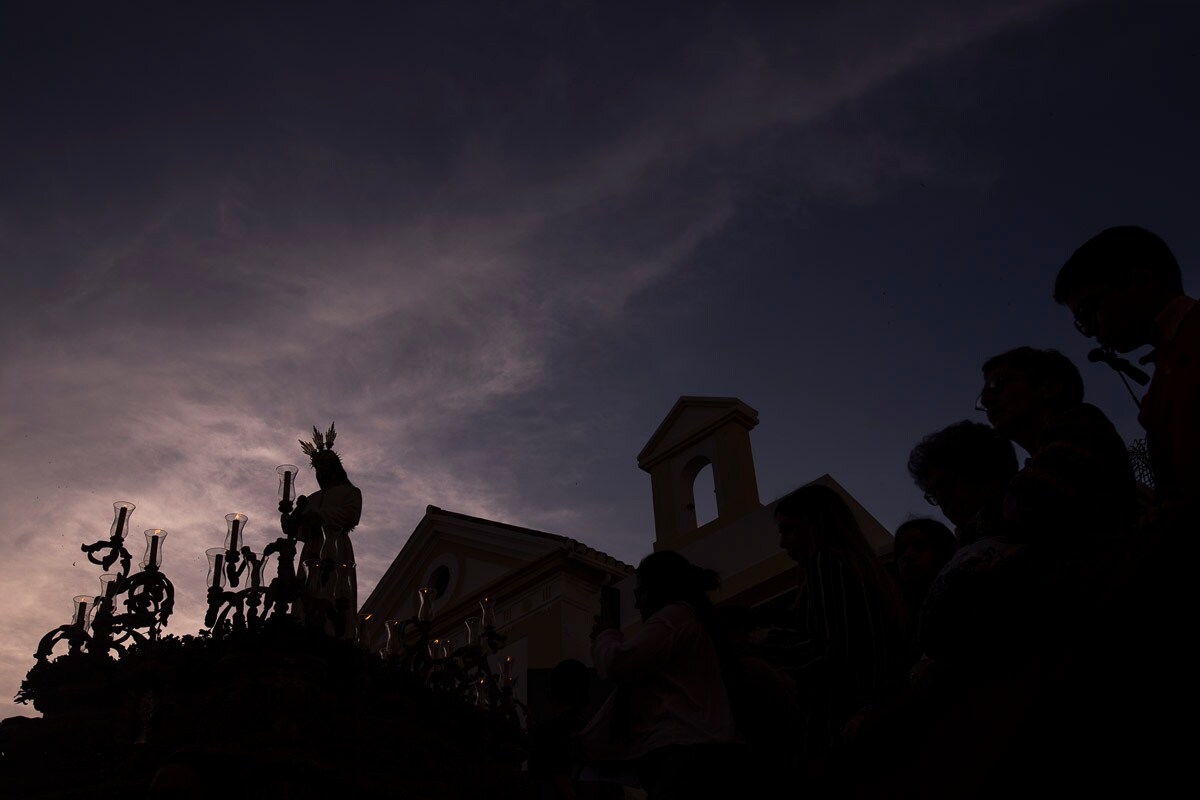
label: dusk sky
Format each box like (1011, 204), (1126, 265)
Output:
(2, 0), (1196, 716)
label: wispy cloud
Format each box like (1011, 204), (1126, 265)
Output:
(0, 0), (1074, 715)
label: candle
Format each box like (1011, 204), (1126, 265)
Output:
(114, 506), (127, 540)
(229, 517), (242, 551)
(283, 470), (293, 503)
(480, 596), (495, 629)
(500, 656), (513, 687)
(148, 535), (159, 568)
(212, 554), (224, 588)
(76, 600), (88, 628)
(417, 587), (435, 622)
(385, 619), (402, 656)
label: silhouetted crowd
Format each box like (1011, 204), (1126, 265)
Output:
(527, 226), (1200, 799)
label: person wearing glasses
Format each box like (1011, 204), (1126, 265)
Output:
(908, 421), (1019, 544)
(977, 347), (1137, 554)
(1056, 226), (1197, 793)
(1057, 226), (1198, 523)
(906, 421), (1027, 670)
(977, 347), (1138, 794)
(904, 422), (1035, 798)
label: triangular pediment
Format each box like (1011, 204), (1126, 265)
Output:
(637, 396), (759, 470)
(360, 506), (631, 632)
(361, 507), (565, 621)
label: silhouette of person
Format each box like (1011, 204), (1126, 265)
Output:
(906, 421), (1023, 670)
(756, 484), (907, 768)
(713, 606), (802, 789)
(892, 518), (956, 660)
(1055, 226), (1197, 792)
(528, 659), (622, 799)
(582, 551), (741, 800)
(977, 347), (1138, 795)
(1056, 226), (1199, 517)
(905, 422), (1034, 799)
(978, 347), (1137, 552)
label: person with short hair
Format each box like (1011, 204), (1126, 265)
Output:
(977, 346), (1139, 793)
(1056, 225), (1198, 515)
(1055, 225), (1198, 792)
(977, 346), (1137, 551)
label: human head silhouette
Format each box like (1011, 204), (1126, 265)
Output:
(1056, 226), (1183, 352)
(894, 517), (957, 590)
(979, 347), (1083, 444)
(908, 421), (1018, 529)
(633, 550), (719, 622)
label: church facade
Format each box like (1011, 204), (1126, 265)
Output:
(359, 396), (895, 721)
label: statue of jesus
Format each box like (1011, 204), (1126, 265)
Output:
(282, 423), (361, 635)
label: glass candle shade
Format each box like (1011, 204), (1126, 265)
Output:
(500, 656), (513, 688)
(276, 464), (299, 503)
(141, 529), (167, 570)
(320, 525), (347, 562)
(334, 562), (355, 601)
(110, 501), (135, 540)
(464, 616), (481, 645)
(356, 613), (373, 650)
(224, 513), (248, 552)
(384, 619), (403, 656)
(479, 595), (496, 628)
(417, 587), (436, 623)
(248, 550), (274, 589)
(72, 595), (95, 629)
(206, 548), (227, 589)
(98, 573), (120, 601)
(303, 559), (322, 595)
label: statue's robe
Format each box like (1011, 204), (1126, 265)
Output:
(297, 482), (362, 636)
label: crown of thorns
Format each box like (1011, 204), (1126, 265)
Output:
(299, 422), (340, 465)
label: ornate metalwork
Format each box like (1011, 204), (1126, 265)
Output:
(30, 453), (528, 742)
(35, 509), (175, 662)
(381, 611), (529, 729)
(1129, 437), (1156, 489)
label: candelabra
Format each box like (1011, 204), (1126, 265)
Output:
(378, 592), (528, 729)
(35, 503), (175, 661)
(31, 462), (528, 736)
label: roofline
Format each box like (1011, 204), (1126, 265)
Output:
(637, 396), (759, 468)
(360, 505), (635, 621)
(424, 504), (571, 542)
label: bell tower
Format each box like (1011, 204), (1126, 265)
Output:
(637, 397), (762, 551)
